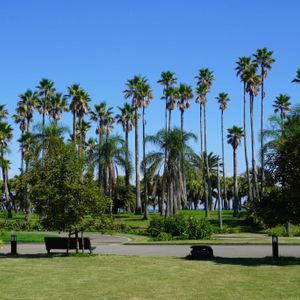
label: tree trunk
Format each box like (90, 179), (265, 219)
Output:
(20, 136), (25, 211)
(135, 106), (141, 214)
(200, 104), (203, 154)
(180, 109), (184, 132)
(260, 70), (265, 197)
(75, 230), (79, 253)
(81, 231), (84, 254)
(168, 109), (172, 131)
(42, 112), (45, 159)
(243, 83), (253, 202)
(221, 110), (228, 209)
(143, 107), (148, 220)
(233, 148), (239, 216)
(1, 156), (12, 219)
(250, 94), (258, 200)
(72, 111), (76, 144)
(203, 103), (213, 211)
(217, 158), (223, 229)
(125, 129), (129, 187)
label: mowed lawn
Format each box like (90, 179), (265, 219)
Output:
(0, 255), (299, 299)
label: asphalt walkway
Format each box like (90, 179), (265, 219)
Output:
(1, 234), (300, 257)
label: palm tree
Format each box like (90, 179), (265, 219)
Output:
(165, 86), (179, 130)
(140, 80), (153, 219)
(242, 64), (261, 200)
(124, 75), (146, 214)
(235, 56), (253, 202)
(253, 48), (275, 197)
(195, 68), (215, 215)
(177, 83), (193, 132)
(36, 79), (56, 157)
(227, 126), (244, 216)
(116, 103), (135, 188)
(216, 92), (230, 209)
(91, 102), (114, 188)
(144, 128), (196, 216)
(158, 71), (177, 132)
(0, 122), (13, 218)
(273, 94), (292, 120)
(50, 93), (68, 122)
(195, 84), (206, 153)
(292, 69), (300, 83)
(97, 135), (127, 201)
(77, 120), (91, 150)
(68, 84), (82, 144)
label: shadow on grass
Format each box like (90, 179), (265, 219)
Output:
(183, 256), (300, 266)
(0, 252), (94, 259)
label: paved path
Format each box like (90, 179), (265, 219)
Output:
(1, 234), (300, 258)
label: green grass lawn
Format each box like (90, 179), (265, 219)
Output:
(0, 231), (57, 243)
(0, 255), (299, 299)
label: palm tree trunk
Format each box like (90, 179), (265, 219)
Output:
(243, 84), (253, 202)
(233, 148), (239, 216)
(221, 110), (228, 209)
(203, 103), (213, 211)
(42, 112), (45, 158)
(125, 129), (129, 187)
(143, 107), (148, 219)
(250, 94), (258, 199)
(217, 158), (223, 229)
(72, 111), (76, 144)
(168, 109), (172, 131)
(180, 109), (184, 132)
(1, 149), (12, 219)
(165, 98), (168, 132)
(135, 106), (141, 214)
(260, 71), (265, 197)
(20, 133), (25, 211)
(200, 104), (203, 154)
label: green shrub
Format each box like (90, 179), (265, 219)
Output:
(266, 224), (300, 237)
(154, 232), (173, 241)
(148, 215), (213, 240)
(0, 219), (44, 231)
(0, 239), (3, 247)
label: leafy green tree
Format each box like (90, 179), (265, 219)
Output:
(28, 140), (109, 252)
(227, 126), (244, 216)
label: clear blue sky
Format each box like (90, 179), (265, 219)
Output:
(1, 0), (299, 177)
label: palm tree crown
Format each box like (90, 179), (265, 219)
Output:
(227, 126), (244, 150)
(216, 92), (230, 111)
(273, 94), (291, 120)
(292, 69), (300, 83)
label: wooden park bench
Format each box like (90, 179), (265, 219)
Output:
(44, 237), (96, 254)
(189, 245), (214, 259)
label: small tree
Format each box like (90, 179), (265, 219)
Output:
(28, 139), (109, 253)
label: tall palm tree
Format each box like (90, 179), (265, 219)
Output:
(216, 92), (230, 209)
(116, 103), (135, 187)
(144, 128), (196, 216)
(195, 84), (206, 153)
(157, 71), (177, 132)
(235, 56), (253, 202)
(50, 93), (68, 122)
(36, 79), (56, 157)
(0, 122), (13, 218)
(253, 48), (275, 196)
(91, 102), (114, 188)
(177, 83), (193, 132)
(124, 75), (146, 214)
(68, 84), (82, 144)
(195, 68), (215, 215)
(273, 94), (292, 121)
(242, 64), (261, 200)
(292, 69), (300, 83)
(227, 126), (244, 216)
(165, 86), (179, 130)
(139, 80), (153, 219)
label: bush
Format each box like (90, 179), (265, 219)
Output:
(0, 219), (44, 231)
(266, 224), (300, 237)
(154, 232), (173, 241)
(148, 215), (213, 240)
(0, 239), (3, 247)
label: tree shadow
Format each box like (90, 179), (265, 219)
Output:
(0, 252), (94, 259)
(183, 256), (300, 266)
